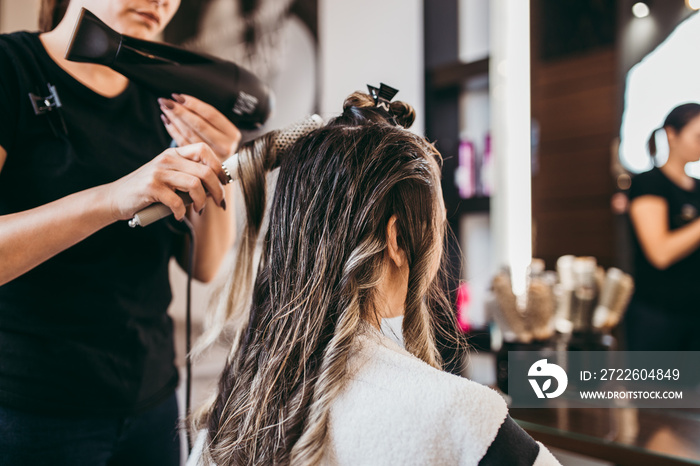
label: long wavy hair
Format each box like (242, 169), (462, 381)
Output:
(194, 91), (462, 465)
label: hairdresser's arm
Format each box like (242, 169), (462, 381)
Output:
(159, 95), (241, 282)
(0, 144), (226, 286)
(630, 195), (700, 269)
(177, 175), (236, 283)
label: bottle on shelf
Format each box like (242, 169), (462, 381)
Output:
(456, 136), (477, 198)
(479, 132), (493, 197)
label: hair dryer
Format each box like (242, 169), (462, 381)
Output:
(65, 8), (273, 130)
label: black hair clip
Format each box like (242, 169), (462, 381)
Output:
(29, 84), (69, 137)
(367, 83), (399, 112)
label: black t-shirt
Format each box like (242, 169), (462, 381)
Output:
(628, 166), (700, 313)
(0, 31), (179, 416)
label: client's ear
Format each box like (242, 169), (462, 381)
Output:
(386, 215), (407, 268)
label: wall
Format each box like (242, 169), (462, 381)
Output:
(0, 0), (40, 33)
(616, 0), (695, 88)
(616, 1), (699, 175)
(530, 0), (619, 270)
(318, 0), (424, 134)
(530, 0), (700, 272)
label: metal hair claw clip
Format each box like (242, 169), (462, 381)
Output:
(367, 83), (399, 112)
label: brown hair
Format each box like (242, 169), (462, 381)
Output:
(194, 92), (463, 464)
(39, 0), (70, 32)
(339, 91), (416, 128)
(648, 102), (700, 163)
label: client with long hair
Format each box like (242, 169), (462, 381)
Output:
(188, 89), (561, 465)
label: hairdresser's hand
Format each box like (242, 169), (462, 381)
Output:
(104, 143), (228, 221)
(159, 94), (242, 161)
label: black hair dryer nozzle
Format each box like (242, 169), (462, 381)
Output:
(65, 8), (273, 130)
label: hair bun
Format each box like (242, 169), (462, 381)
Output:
(337, 91), (416, 129)
(342, 92), (375, 111)
(389, 101), (416, 129)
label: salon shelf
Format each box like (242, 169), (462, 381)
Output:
(429, 57), (489, 90)
(463, 325), (491, 352)
(454, 196), (490, 214)
(426, 2), (492, 371)
(512, 407), (700, 466)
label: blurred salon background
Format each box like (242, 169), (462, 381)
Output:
(2, 0), (700, 464)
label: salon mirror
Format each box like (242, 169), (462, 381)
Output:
(619, 9), (700, 175)
(530, 1), (699, 274)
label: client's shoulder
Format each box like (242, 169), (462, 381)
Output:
(347, 329), (507, 414)
(324, 329), (510, 465)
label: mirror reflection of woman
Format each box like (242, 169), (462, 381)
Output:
(627, 103), (700, 351)
(0, 0), (241, 463)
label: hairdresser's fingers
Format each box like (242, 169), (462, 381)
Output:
(166, 106), (230, 158)
(108, 145), (225, 220)
(164, 96), (241, 158)
(172, 94), (236, 136)
(160, 103), (206, 147)
(157, 170), (209, 213)
(170, 143), (229, 187)
(154, 185), (189, 221)
(161, 113), (189, 148)
(157, 151), (226, 212)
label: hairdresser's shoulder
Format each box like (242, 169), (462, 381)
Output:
(0, 31), (36, 83)
(629, 167), (667, 201)
(0, 32), (17, 62)
(631, 166), (662, 185)
(0, 31), (37, 52)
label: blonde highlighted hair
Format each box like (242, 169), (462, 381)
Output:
(194, 91), (463, 465)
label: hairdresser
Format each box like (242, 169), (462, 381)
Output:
(627, 103), (700, 351)
(0, 0), (240, 463)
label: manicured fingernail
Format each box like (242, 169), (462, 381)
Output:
(158, 98), (175, 109)
(221, 199), (227, 211)
(160, 114), (171, 126)
(172, 93), (186, 104)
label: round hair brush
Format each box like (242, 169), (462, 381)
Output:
(491, 272), (533, 343)
(525, 278), (556, 341)
(129, 114), (323, 227)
